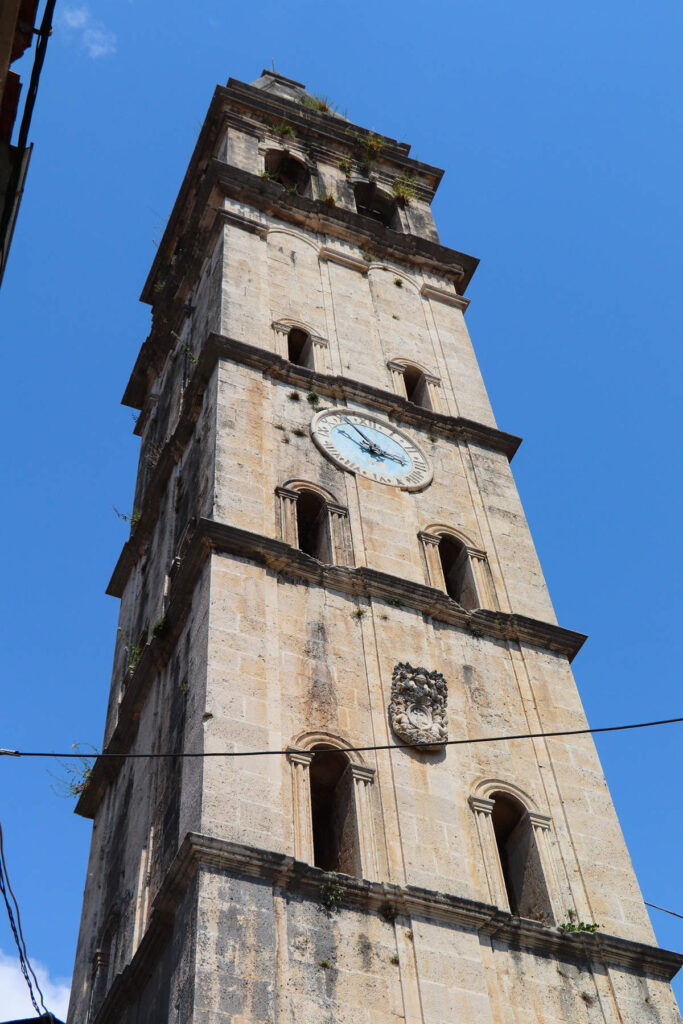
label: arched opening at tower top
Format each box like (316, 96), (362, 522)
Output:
(353, 182), (399, 229)
(264, 149), (311, 195)
(309, 746), (361, 876)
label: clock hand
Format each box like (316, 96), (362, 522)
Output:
(377, 450), (408, 466)
(339, 429), (372, 451)
(342, 419), (384, 455)
(340, 420), (408, 467)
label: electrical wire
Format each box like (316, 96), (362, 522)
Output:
(0, 822), (55, 1020)
(0, 0), (58, 280)
(0, 715), (682, 761)
(645, 902), (683, 921)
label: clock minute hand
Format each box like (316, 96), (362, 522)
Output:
(339, 429), (368, 450)
(343, 419), (383, 455)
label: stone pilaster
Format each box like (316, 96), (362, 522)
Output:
(286, 749), (314, 863)
(349, 763), (379, 881)
(469, 795), (509, 911)
(276, 486), (299, 547)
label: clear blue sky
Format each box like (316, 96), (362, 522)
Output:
(1, 0), (681, 1014)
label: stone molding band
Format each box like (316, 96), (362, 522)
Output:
(113, 329), (522, 598)
(87, 831), (683, 1024)
(80, 516), (586, 819)
(132, 149), (478, 407)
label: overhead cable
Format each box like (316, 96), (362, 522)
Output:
(645, 902), (683, 921)
(0, 822), (55, 1020)
(1, 715), (682, 761)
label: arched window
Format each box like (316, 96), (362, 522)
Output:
(287, 734), (379, 880)
(419, 526), (497, 611)
(296, 490), (332, 562)
(437, 533), (477, 608)
(264, 149), (311, 196)
(271, 320), (330, 373)
(276, 482), (353, 566)
(491, 793), (555, 923)
(402, 364), (431, 409)
(387, 359), (442, 413)
(470, 784), (560, 926)
(286, 327), (315, 369)
(309, 746), (361, 875)
(353, 182), (400, 229)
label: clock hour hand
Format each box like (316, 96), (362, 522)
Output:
(376, 449), (408, 466)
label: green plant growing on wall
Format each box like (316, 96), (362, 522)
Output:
(356, 131), (383, 160)
(316, 183), (337, 207)
(170, 329), (198, 366)
(559, 910), (600, 934)
(355, 131), (383, 174)
(49, 743), (98, 799)
(320, 882), (345, 910)
(182, 343), (198, 366)
(394, 277), (403, 288)
(306, 390), (321, 406)
(118, 628), (144, 674)
(390, 954), (400, 965)
(379, 902), (398, 923)
(273, 121), (295, 137)
(260, 168), (277, 181)
(338, 158), (352, 179)
(144, 441), (165, 470)
(152, 616), (169, 639)
(351, 607), (366, 622)
(113, 506), (142, 532)
(302, 94), (335, 113)
(391, 172), (418, 205)
(319, 959), (332, 969)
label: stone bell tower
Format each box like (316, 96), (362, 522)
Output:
(68, 71), (682, 1023)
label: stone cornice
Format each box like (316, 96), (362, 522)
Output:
(80, 517), (585, 819)
(142, 160), (477, 307)
(112, 330), (522, 598)
(90, 832), (682, 1023)
(222, 78), (441, 179)
(127, 173), (479, 410)
(130, 164), (478, 410)
(138, 76), (446, 318)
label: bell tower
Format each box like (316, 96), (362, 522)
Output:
(68, 71), (682, 1023)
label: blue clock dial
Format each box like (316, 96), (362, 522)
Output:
(330, 422), (413, 478)
(311, 408), (433, 490)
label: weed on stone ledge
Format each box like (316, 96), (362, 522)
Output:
(320, 882), (345, 911)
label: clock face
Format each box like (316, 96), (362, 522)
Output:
(311, 408), (432, 490)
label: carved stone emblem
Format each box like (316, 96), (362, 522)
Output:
(389, 663), (448, 748)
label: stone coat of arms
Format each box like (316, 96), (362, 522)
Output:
(389, 662), (448, 748)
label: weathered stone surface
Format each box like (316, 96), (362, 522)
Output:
(67, 70), (682, 1024)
